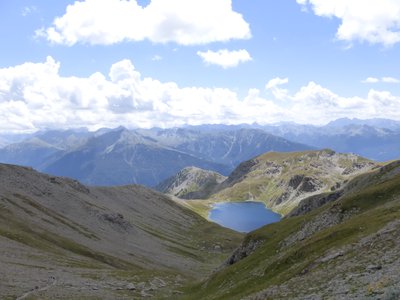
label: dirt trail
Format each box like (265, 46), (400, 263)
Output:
(16, 277), (57, 300)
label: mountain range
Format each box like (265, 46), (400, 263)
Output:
(0, 127), (312, 186)
(0, 118), (399, 187)
(260, 120), (400, 162)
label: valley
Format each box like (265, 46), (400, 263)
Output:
(1, 120), (400, 299)
(1, 147), (399, 299)
(2, 0), (400, 298)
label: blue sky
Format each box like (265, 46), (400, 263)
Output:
(0, 0), (400, 132)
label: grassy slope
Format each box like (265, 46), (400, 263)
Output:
(184, 161), (400, 299)
(210, 150), (378, 215)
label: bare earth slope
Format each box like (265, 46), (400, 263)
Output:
(0, 164), (242, 299)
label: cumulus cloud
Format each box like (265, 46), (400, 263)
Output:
(0, 58), (399, 132)
(362, 77), (400, 84)
(297, 0), (400, 46)
(265, 77), (289, 100)
(36, 0), (251, 46)
(0, 57), (281, 132)
(289, 81), (400, 123)
(197, 49), (252, 68)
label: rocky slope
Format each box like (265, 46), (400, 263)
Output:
(211, 149), (378, 215)
(0, 163), (242, 299)
(156, 166), (226, 199)
(186, 160), (400, 299)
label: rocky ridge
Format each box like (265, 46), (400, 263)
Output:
(156, 166), (226, 199)
(210, 149), (378, 215)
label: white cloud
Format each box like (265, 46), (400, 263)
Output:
(197, 49), (252, 69)
(362, 77), (379, 84)
(362, 77), (400, 84)
(36, 0), (251, 46)
(382, 77), (400, 84)
(0, 58), (399, 132)
(289, 81), (400, 123)
(151, 55), (162, 61)
(22, 6), (37, 17)
(297, 0), (400, 46)
(265, 77), (289, 100)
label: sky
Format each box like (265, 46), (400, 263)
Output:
(0, 0), (400, 132)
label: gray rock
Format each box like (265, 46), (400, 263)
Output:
(366, 264), (382, 272)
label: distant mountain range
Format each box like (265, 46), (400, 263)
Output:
(0, 118), (399, 186)
(0, 127), (311, 186)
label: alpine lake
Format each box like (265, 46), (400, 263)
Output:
(208, 201), (281, 233)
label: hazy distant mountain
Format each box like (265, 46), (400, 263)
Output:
(0, 137), (61, 169)
(0, 132), (34, 148)
(139, 127), (313, 169)
(2, 117), (399, 186)
(326, 117), (400, 130)
(33, 128), (91, 150)
(0, 138), (8, 148)
(43, 128), (231, 186)
(0, 129), (93, 169)
(261, 120), (400, 161)
(0, 127), (312, 187)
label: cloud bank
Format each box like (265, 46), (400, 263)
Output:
(37, 0), (251, 46)
(297, 0), (400, 46)
(0, 57), (399, 132)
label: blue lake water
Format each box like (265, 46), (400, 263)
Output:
(208, 201), (281, 233)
